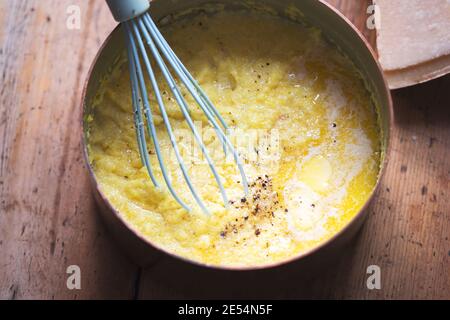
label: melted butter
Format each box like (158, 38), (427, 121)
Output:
(298, 155), (332, 193)
(88, 11), (382, 267)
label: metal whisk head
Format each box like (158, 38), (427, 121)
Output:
(106, 0), (248, 213)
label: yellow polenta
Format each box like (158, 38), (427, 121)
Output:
(88, 11), (381, 267)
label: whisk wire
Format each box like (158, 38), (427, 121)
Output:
(135, 17), (230, 209)
(128, 22), (192, 212)
(126, 28), (159, 188)
(143, 14), (228, 152)
(142, 13), (249, 195)
(143, 14), (228, 130)
(123, 9), (251, 213)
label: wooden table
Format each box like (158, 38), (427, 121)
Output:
(1, 0), (449, 300)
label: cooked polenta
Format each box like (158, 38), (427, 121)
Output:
(88, 11), (381, 267)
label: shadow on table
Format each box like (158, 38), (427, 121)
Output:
(392, 74), (450, 128)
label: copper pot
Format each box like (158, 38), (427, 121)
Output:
(81, 0), (393, 271)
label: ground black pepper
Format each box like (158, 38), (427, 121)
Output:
(219, 174), (288, 239)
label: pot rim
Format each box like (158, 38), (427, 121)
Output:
(80, 0), (394, 271)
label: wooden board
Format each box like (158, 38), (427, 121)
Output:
(0, 0), (449, 300)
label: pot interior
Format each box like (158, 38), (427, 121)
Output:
(82, 0), (391, 269)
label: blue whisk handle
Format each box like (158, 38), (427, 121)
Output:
(106, 0), (150, 22)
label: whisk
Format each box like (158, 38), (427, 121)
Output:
(105, 0), (248, 213)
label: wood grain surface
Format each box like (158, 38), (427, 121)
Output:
(0, 0), (449, 300)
